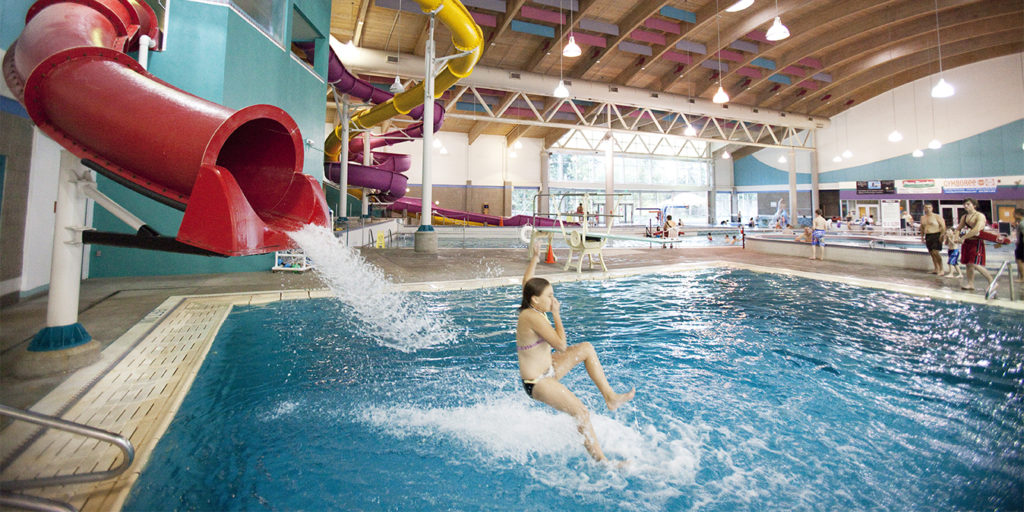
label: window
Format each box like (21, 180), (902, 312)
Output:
(737, 193), (757, 222)
(230, 0), (288, 44)
(548, 152), (604, 183)
(511, 187), (539, 216)
(716, 192), (732, 224)
(289, 7), (322, 70)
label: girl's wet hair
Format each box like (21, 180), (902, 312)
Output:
(520, 277), (550, 311)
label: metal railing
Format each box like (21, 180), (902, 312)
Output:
(0, 404), (134, 512)
(986, 260), (1016, 301)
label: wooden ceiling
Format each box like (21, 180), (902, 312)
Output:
(329, 0), (1024, 145)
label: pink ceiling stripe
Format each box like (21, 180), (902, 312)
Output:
(470, 11), (497, 28)
(737, 67), (762, 78)
(798, 57), (823, 69)
(644, 17), (680, 34)
(630, 29), (666, 45)
(520, 5), (564, 25)
(717, 49), (744, 62)
(570, 31), (606, 48)
(745, 30), (769, 44)
(782, 65), (806, 77)
(662, 51), (692, 64)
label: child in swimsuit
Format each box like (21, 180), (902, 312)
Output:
(942, 228), (963, 279)
(516, 245), (635, 463)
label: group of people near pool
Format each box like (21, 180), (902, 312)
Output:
(791, 198), (1024, 296)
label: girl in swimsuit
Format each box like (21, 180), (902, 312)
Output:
(516, 245), (635, 463)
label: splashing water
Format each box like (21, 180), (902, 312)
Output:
(288, 224), (457, 351)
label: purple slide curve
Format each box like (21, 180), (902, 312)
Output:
(319, 46), (565, 227)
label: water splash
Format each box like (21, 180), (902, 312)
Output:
(288, 224), (457, 351)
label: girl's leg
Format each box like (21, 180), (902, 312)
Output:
(531, 379), (607, 462)
(552, 342), (635, 411)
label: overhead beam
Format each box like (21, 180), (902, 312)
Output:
(523, 0), (602, 74)
(353, 0), (372, 47)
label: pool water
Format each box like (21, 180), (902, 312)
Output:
(124, 269), (1023, 511)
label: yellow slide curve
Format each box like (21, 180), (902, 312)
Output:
(324, 0), (483, 162)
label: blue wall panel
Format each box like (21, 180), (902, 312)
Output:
(736, 120), (1024, 187)
(734, 156), (811, 186)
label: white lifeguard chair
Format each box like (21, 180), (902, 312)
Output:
(564, 230), (607, 273)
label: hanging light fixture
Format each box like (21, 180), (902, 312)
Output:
(554, 0), (571, 97)
(684, 124), (698, 137)
(912, 149), (924, 158)
(563, 2), (581, 57)
(390, 76), (405, 93)
(842, 114), (852, 159)
(388, 3), (405, 93)
(930, 0), (954, 98)
(888, 89), (902, 143)
(432, 138), (442, 149)
(777, 154), (787, 164)
(927, 75), (942, 149)
(928, 139), (942, 150)
(722, 150), (731, 159)
(725, 0), (754, 12)
(712, 0), (729, 104)
(765, 0), (790, 41)
(832, 155), (843, 163)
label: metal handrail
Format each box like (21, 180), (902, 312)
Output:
(986, 261), (1010, 300)
(0, 404), (134, 491)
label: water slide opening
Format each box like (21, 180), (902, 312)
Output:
(214, 117), (301, 223)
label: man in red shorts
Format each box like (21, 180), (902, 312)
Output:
(956, 198), (994, 294)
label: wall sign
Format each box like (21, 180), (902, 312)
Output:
(942, 177), (997, 194)
(856, 180), (895, 194)
(897, 179), (941, 194)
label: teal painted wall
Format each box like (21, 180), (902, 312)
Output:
(734, 156), (812, 187)
(819, 119), (1023, 184)
(0, 1), (31, 50)
(735, 120), (1024, 187)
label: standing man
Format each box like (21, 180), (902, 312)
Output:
(810, 209), (827, 260)
(957, 198), (994, 293)
(919, 203), (946, 274)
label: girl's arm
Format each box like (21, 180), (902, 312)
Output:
(523, 244), (541, 286)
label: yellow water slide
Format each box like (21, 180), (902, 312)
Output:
(324, 0), (482, 161)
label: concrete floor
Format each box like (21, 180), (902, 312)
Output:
(2, 244), (1021, 412)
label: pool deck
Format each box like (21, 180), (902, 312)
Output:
(1, 245), (1021, 510)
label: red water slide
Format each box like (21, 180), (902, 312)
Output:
(3, 0), (329, 256)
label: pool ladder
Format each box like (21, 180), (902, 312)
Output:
(0, 404), (135, 512)
(985, 261), (1016, 301)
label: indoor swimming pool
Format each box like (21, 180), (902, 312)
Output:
(390, 230), (743, 249)
(123, 269), (1023, 511)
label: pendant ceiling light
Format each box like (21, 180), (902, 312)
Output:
(563, 3), (581, 57)
(553, 80), (570, 98)
(930, 0), (954, 98)
(765, 1), (789, 41)
(912, 149), (924, 158)
(563, 35), (582, 57)
(928, 139), (942, 150)
(712, 0), (729, 104)
(684, 124), (698, 137)
(722, 150), (731, 159)
(554, 0), (571, 97)
(888, 130), (903, 142)
(832, 155), (843, 163)
(725, 0), (754, 12)
(388, 3), (405, 93)
(777, 155), (787, 164)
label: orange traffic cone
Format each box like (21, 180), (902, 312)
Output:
(545, 244), (556, 264)
(499, 217), (504, 226)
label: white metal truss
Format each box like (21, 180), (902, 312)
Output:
(440, 85), (817, 152)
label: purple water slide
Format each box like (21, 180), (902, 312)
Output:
(389, 197), (568, 227)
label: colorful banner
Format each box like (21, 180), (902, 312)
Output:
(856, 180), (895, 194)
(942, 177), (997, 194)
(896, 179), (941, 195)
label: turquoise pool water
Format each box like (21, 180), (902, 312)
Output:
(124, 269), (1023, 511)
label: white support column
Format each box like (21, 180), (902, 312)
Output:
(414, 7), (440, 253)
(339, 95), (350, 221)
(811, 146), (820, 216)
(29, 151), (92, 352)
(604, 140), (614, 227)
(361, 131), (371, 218)
(788, 146), (797, 227)
(539, 150), (550, 218)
